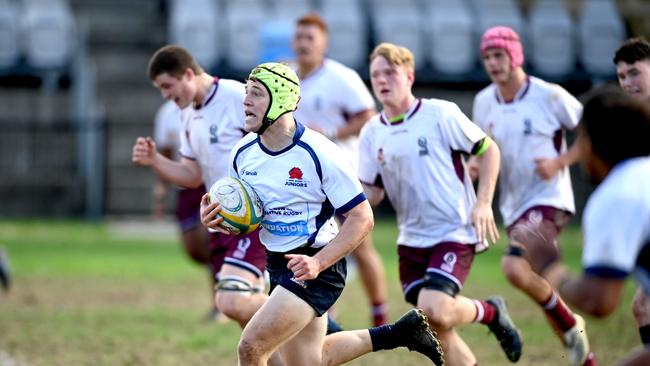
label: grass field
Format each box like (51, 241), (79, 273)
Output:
(0, 218), (640, 365)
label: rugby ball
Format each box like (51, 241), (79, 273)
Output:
(207, 177), (264, 235)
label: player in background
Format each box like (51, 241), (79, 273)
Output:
(201, 62), (444, 366)
(614, 36), (650, 350)
(291, 12), (389, 326)
(524, 88), (650, 366)
(151, 99), (219, 320)
(358, 42), (522, 365)
(132, 46), (279, 364)
(471, 26), (595, 366)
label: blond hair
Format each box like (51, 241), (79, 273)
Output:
(369, 43), (414, 71)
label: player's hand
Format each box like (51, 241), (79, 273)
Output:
(199, 193), (229, 234)
(285, 254), (321, 281)
(471, 201), (499, 244)
(534, 157), (562, 180)
(132, 137), (158, 166)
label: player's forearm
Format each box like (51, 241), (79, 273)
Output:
(557, 140), (581, 168)
(544, 262), (622, 317)
(315, 201), (374, 270)
(336, 109), (375, 140)
(476, 143), (500, 204)
(151, 155), (202, 189)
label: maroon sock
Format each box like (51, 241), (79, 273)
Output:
(372, 302), (389, 327)
(540, 291), (576, 331)
(473, 299), (496, 325)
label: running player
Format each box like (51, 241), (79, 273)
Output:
(358, 42), (522, 365)
(132, 46), (270, 348)
(472, 26), (595, 366)
(201, 62), (444, 366)
(292, 12), (389, 326)
(614, 36), (650, 349)
(524, 88), (650, 366)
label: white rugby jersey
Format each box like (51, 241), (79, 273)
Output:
(473, 76), (582, 226)
(358, 99), (486, 248)
(153, 100), (182, 155)
(230, 122), (366, 252)
(293, 59), (375, 161)
(582, 157), (650, 294)
(179, 78), (247, 188)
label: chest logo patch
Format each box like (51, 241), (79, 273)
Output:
(418, 137), (429, 156)
(523, 119), (532, 135)
(286, 167), (307, 187)
(209, 124), (219, 143)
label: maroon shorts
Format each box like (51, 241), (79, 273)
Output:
(398, 242), (475, 305)
(175, 185), (206, 232)
(505, 206), (573, 253)
(208, 228), (267, 280)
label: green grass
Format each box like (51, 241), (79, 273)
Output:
(0, 219), (640, 365)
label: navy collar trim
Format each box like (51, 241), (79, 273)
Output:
(256, 120), (305, 156)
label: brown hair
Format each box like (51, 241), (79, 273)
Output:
(369, 43), (414, 71)
(296, 12), (328, 34)
(613, 37), (650, 65)
(147, 45), (204, 81)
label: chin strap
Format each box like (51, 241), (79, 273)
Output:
(254, 117), (275, 135)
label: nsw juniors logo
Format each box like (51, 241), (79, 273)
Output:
(285, 167), (307, 187)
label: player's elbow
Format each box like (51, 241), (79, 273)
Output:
(357, 201), (375, 233)
(184, 176), (203, 189)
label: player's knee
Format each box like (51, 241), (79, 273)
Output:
(420, 303), (455, 331)
(501, 255), (528, 288)
(214, 276), (262, 322)
(237, 337), (264, 363)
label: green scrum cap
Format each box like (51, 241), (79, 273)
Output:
(248, 62), (300, 133)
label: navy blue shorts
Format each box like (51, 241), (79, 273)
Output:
(266, 246), (347, 317)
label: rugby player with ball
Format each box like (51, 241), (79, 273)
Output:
(132, 46), (282, 364)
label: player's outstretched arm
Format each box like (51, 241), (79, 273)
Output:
(132, 136), (202, 189)
(472, 139), (500, 244)
(526, 244), (625, 317)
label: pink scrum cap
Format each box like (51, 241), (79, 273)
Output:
(480, 26), (524, 69)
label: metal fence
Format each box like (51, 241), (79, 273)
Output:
(0, 118), (106, 218)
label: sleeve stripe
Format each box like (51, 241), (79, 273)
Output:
(472, 137), (491, 156)
(584, 265), (629, 279)
(336, 192), (367, 215)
